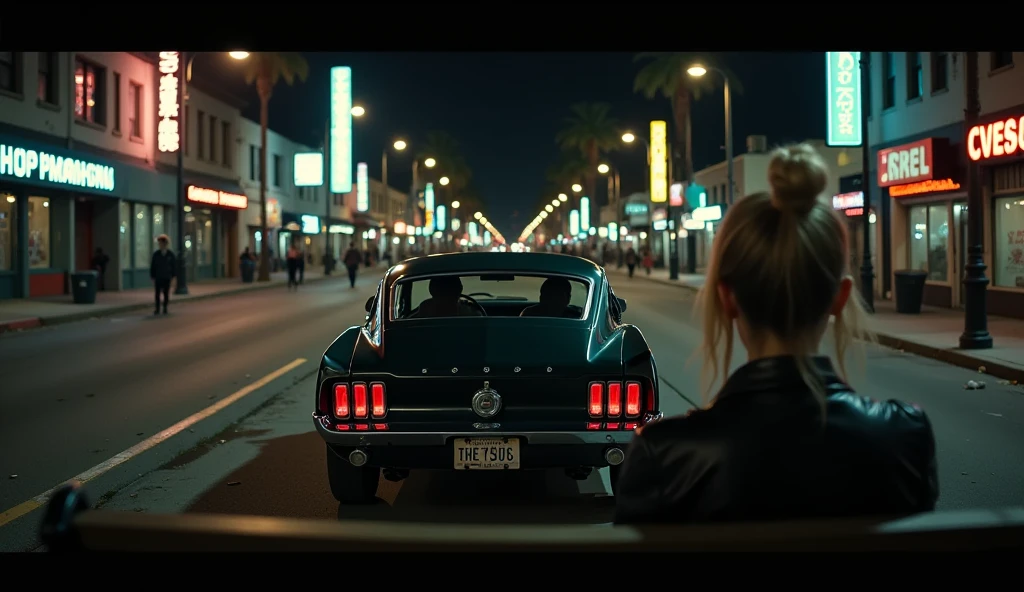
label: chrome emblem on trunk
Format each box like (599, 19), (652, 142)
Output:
(472, 381), (502, 418)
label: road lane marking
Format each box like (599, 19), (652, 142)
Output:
(0, 357), (308, 529)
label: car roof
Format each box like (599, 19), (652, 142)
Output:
(384, 252), (604, 284)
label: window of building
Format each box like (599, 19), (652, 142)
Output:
(133, 203), (151, 269)
(190, 209), (213, 266)
(0, 52), (21, 94)
(152, 205), (166, 250)
(111, 73), (121, 133)
(991, 52), (1014, 71)
(906, 52), (922, 100)
(0, 194), (15, 271)
(221, 121), (231, 166)
(273, 154), (282, 187)
(128, 81), (142, 139)
(882, 52), (896, 109)
(119, 201), (131, 271)
(37, 52), (58, 104)
(249, 145), (258, 180)
(908, 204), (949, 282)
(74, 58), (105, 125)
(196, 110), (206, 160)
(209, 115), (217, 161)
(931, 52), (948, 93)
(994, 196), (1024, 289)
(27, 196), (51, 269)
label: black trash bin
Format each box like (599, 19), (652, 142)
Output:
(241, 260), (255, 283)
(894, 270), (928, 314)
(71, 270), (98, 304)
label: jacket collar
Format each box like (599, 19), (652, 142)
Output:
(715, 355), (851, 402)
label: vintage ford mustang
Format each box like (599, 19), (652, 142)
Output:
(313, 251), (662, 504)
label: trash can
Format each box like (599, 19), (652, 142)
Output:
(241, 260), (255, 283)
(71, 270), (98, 304)
(894, 270), (928, 314)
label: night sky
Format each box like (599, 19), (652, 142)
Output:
(198, 52), (825, 239)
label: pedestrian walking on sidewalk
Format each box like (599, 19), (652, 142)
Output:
(625, 247), (637, 278)
(150, 234), (176, 315)
(642, 249), (654, 276)
(343, 242), (362, 289)
(91, 247), (110, 291)
(286, 243), (300, 290)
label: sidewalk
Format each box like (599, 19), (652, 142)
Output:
(0, 269), (344, 334)
(606, 265), (1024, 383)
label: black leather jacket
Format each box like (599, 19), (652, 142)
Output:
(614, 356), (939, 524)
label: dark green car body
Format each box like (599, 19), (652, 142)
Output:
(313, 252), (661, 503)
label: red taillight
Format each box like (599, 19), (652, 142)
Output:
(606, 382), (622, 417)
(371, 382), (386, 418)
(353, 383), (368, 419)
(586, 422), (602, 430)
(588, 382), (604, 417)
(333, 384), (350, 418)
(626, 381), (641, 417)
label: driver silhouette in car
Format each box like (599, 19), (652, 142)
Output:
(520, 277), (577, 318)
(413, 276), (484, 318)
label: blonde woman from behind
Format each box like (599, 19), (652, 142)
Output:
(613, 143), (938, 525)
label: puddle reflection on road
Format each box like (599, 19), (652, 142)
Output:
(185, 431), (615, 526)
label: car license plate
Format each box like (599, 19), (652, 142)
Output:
(453, 437), (520, 470)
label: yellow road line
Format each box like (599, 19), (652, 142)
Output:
(0, 357), (307, 528)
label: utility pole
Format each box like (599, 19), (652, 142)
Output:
(859, 52), (874, 312)
(323, 121), (332, 275)
(959, 51), (993, 350)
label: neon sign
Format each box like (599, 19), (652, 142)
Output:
(825, 52), (862, 147)
(650, 120), (668, 203)
(967, 114), (1023, 162)
(889, 178), (961, 198)
(878, 139), (933, 187)
(0, 143), (115, 191)
(300, 214), (321, 234)
(157, 52), (181, 153)
(329, 66), (353, 194)
(356, 162), (369, 212)
(294, 152), (324, 187)
(424, 182), (435, 233)
(832, 191), (864, 210)
(580, 196), (591, 230)
(186, 185), (247, 209)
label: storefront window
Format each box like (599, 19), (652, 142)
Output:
(192, 209), (213, 266)
(27, 196), (51, 269)
(908, 204), (949, 281)
(152, 205), (166, 246)
(994, 196), (1024, 289)
(0, 194), (15, 271)
(119, 201), (131, 270)
(134, 203), (150, 269)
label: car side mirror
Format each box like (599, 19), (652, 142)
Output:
(615, 297), (627, 313)
(365, 297), (375, 313)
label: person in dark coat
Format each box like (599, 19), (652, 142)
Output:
(91, 248), (110, 291)
(343, 242), (362, 289)
(150, 234), (176, 315)
(614, 143), (938, 525)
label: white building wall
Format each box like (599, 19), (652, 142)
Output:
(154, 85), (242, 182)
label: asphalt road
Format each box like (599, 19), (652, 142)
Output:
(2, 268), (1023, 551)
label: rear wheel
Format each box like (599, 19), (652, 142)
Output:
(609, 464), (622, 495)
(326, 445), (380, 504)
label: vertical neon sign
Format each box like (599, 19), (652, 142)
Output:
(157, 52), (180, 153)
(569, 210), (580, 236)
(650, 120), (667, 203)
(424, 182), (435, 233)
(356, 162), (369, 212)
(825, 52), (862, 147)
(580, 196), (591, 230)
(330, 66), (353, 194)
(436, 204), (447, 231)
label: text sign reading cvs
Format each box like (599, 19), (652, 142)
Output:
(0, 143), (115, 192)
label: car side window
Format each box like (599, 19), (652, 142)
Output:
(607, 285), (622, 325)
(367, 281), (383, 336)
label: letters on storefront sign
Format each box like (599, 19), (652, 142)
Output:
(187, 185), (247, 209)
(889, 178), (961, 198)
(877, 139), (934, 187)
(0, 143), (115, 191)
(832, 191), (864, 210)
(967, 114), (1024, 162)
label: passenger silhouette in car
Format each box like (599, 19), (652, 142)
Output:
(520, 277), (576, 318)
(413, 276), (483, 318)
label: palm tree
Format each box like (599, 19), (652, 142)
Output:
(555, 103), (620, 206)
(633, 52), (742, 184)
(545, 151), (589, 236)
(242, 52), (309, 281)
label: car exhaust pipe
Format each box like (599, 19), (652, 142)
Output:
(604, 447), (625, 466)
(348, 449), (368, 467)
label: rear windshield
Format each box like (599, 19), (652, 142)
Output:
(391, 273), (592, 321)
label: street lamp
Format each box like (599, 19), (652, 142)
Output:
(393, 140), (407, 151)
(351, 105), (365, 117)
(439, 176), (450, 186)
(571, 184), (582, 193)
(687, 64), (733, 206)
(597, 163), (610, 174)
(451, 200), (460, 209)
(424, 158), (437, 168)
(174, 51), (248, 295)
(621, 132), (635, 144)
(686, 65), (707, 77)
(558, 193), (568, 202)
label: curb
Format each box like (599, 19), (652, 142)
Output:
(0, 275), (342, 334)
(606, 268), (1024, 384)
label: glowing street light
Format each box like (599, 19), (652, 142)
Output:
(439, 176), (450, 186)
(551, 199), (560, 207)
(571, 184), (582, 193)
(474, 211), (482, 219)
(545, 204), (554, 212)
(228, 51), (250, 60)
(424, 157), (437, 168)
(621, 132), (635, 143)
(351, 105), (365, 117)
(393, 140), (407, 151)
(451, 200), (461, 209)
(558, 193), (568, 202)
(597, 163), (610, 174)
(687, 65), (708, 77)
